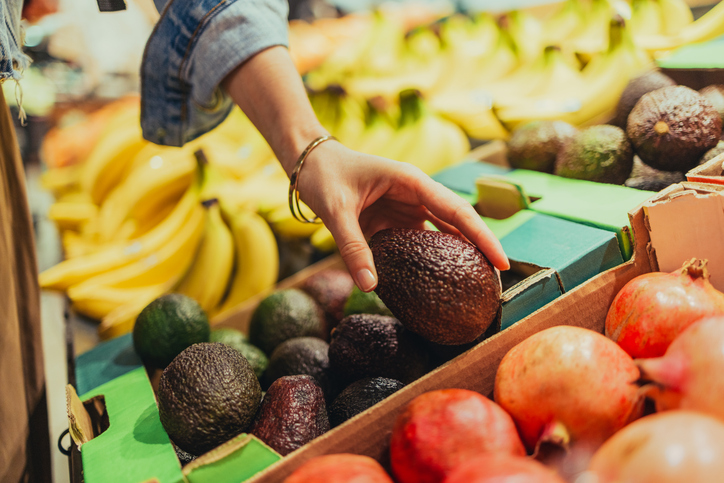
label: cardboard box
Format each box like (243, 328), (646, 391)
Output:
(432, 147), (655, 260)
(68, 367), (281, 483)
(686, 153), (724, 185)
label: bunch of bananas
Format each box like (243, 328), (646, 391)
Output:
(300, 0), (724, 139)
(39, 102), (335, 340)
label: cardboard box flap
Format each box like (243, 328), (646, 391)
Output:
(476, 176), (530, 220)
(431, 160), (510, 195)
(686, 152), (724, 185)
(183, 434), (281, 483)
(644, 183), (724, 291)
(66, 384), (104, 449)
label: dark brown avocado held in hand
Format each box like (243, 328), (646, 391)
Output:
(627, 85), (722, 172)
(369, 228), (502, 345)
(249, 375), (329, 456)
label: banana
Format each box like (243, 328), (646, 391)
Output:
(310, 225), (336, 253)
(39, 185), (201, 290)
(212, 208), (279, 321)
(176, 200), (235, 312)
(66, 202), (204, 296)
(659, 0), (694, 35)
(542, 0), (586, 46)
(356, 97), (398, 156)
(188, 130), (275, 180)
(94, 148), (196, 242)
(47, 201), (98, 231)
(266, 203), (321, 239)
(429, 91), (509, 141)
(80, 119), (149, 205)
(41, 164), (82, 198)
(637, 0), (724, 53)
(569, 0), (615, 58)
(68, 283), (169, 322)
(498, 10), (544, 67)
(202, 162), (290, 216)
(630, 0), (665, 38)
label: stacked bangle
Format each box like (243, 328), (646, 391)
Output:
(288, 134), (336, 223)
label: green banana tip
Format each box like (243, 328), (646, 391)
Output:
(201, 198), (219, 208)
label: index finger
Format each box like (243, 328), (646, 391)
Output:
(417, 177), (510, 271)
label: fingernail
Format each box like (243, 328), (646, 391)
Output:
(356, 269), (377, 292)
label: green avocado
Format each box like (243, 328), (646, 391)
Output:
(156, 342), (261, 456)
(343, 285), (393, 317)
(554, 124), (634, 185)
(249, 288), (326, 355)
(210, 327), (268, 379)
(264, 337), (332, 400)
(507, 120), (578, 173)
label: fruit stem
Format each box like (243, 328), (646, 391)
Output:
(636, 355), (688, 390)
(535, 420), (571, 457)
(654, 121), (670, 135)
(681, 258), (709, 280)
(398, 89), (426, 127)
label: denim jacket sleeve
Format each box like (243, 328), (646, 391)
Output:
(141, 0), (289, 147)
(1, 0), (31, 83)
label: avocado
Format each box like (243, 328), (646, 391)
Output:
(507, 120), (578, 173)
(701, 140), (724, 165)
(343, 285), (393, 317)
(249, 375), (329, 456)
(627, 85), (723, 172)
(172, 442), (197, 466)
(300, 268), (355, 329)
(328, 314), (429, 385)
(554, 124), (633, 184)
(210, 327), (268, 379)
(133, 293), (210, 369)
(157, 342), (262, 456)
(369, 228), (501, 345)
(249, 288), (326, 355)
(264, 337), (332, 399)
(328, 377), (405, 428)
(611, 70), (676, 128)
(624, 156), (685, 192)
(699, 85), (724, 126)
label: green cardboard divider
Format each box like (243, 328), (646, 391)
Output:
(79, 367), (184, 483)
(656, 36), (724, 69)
(183, 434), (281, 483)
(75, 333), (142, 396)
(432, 160), (510, 194)
(502, 170), (654, 260)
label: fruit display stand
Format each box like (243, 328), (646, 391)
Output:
(243, 181), (724, 482)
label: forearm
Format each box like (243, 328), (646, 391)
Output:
(222, 45), (327, 176)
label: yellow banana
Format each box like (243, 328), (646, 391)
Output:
(177, 200), (235, 312)
(356, 98), (398, 156)
(80, 119), (149, 205)
(266, 203), (321, 239)
(39, 186), (201, 291)
(630, 0), (665, 38)
(542, 0), (586, 46)
(310, 225), (336, 253)
(569, 0), (615, 58)
(41, 164), (82, 198)
(659, 0), (694, 35)
(69, 284), (169, 322)
(637, 0), (724, 53)
(429, 91), (509, 141)
(47, 201), (98, 231)
(206, 163), (290, 215)
(499, 10), (544, 66)
(94, 148), (196, 242)
(212, 208), (279, 321)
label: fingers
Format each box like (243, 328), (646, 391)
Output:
(416, 176), (510, 271)
(325, 216), (379, 292)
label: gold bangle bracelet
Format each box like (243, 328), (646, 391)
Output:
(288, 135), (336, 224)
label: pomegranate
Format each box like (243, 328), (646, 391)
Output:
(283, 454), (393, 483)
(443, 453), (566, 483)
(389, 389), (525, 483)
(494, 326), (643, 454)
(605, 258), (724, 358)
(637, 316), (724, 419)
(588, 411), (724, 482)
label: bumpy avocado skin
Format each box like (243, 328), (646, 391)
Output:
(700, 140), (724, 165)
(370, 228), (501, 345)
(625, 156), (685, 192)
(699, 85), (724, 125)
(554, 124), (634, 184)
(328, 377), (405, 428)
(264, 337), (332, 399)
(507, 120), (578, 173)
(328, 314), (429, 385)
(249, 375), (329, 456)
(157, 343), (262, 456)
(612, 70), (676, 128)
(249, 288), (326, 355)
(627, 85), (723, 172)
(343, 285), (393, 317)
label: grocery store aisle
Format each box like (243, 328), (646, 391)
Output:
(27, 164), (71, 483)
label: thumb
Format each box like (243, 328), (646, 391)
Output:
(326, 219), (378, 292)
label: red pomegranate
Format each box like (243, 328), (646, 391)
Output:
(390, 389), (525, 483)
(606, 258), (724, 358)
(494, 326), (643, 454)
(443, 453), (566, 483)
(283, 454), (393, 483)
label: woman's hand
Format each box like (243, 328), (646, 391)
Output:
(296, 141), (509, 292)
(223, 46), (508, 291)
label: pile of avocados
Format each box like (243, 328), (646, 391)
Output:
(133, 230), (503, 463)
(507, 70), (724, 192)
